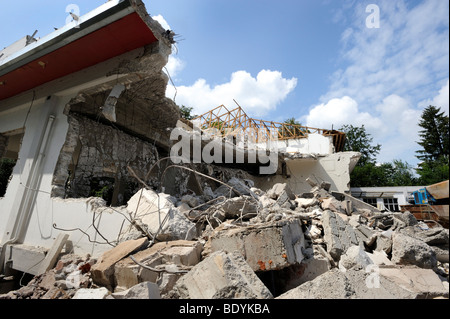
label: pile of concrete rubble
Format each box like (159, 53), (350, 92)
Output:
(1, 177), (448, 299)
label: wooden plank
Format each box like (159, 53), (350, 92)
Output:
(37, 233), (69, 275)
(426, 180), (449, 200)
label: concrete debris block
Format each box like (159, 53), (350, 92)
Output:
(355, 225), (377, 246)
(322, 210), (360, 261)
(161, 207), (198, 241)
(395, 211), (418, 227)
(374, 233), (393, 254)
(304, 224), (322, 241)
(207, 218), (305, 271)
(401, 226), (449, 247)
(305, 177), (317, 188)
(391, 232), (437, 269)
(378, 266), (449, 299)
(275, 190), (296, 209)
(338, 245), (373, 271)
(72, 287), (110, 299)
(127, 188), (176, 216)
(214, 177), (254, 198)
(160, 241), (203, 266)
(277, 266), (447, 299)
(111, 282), (161, 299)
(320, 181), (332, 191)
(114, 240), (202, 292)
(277, 268), (354, 299)
(366, 250), (394, 266)
(320, 197), (344, 213)
(219, 197), (258, 220)
(91, 237), (148, 288)
(172, 250), (273, 299)
(266, 183), (295, 201)
(258, 194), (276, 208)
(125, 188), (196, 241)
(295, 250), (331, 286)
(295, 197), (319, 209)
(181, 195), (200, 208)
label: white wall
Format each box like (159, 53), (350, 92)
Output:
(255, 152), (361, 195)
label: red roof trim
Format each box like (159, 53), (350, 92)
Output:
(0, 12), (158, 101)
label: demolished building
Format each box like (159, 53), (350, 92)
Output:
(0, 0), (179, 274)
(0, 0), (448, 301)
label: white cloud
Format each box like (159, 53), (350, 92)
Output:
(165, 55), (185, 79)
(152, 14), (171, 30)
(420, 79), (449, 115)
(307, 0), (449, 165)
(166, 70), (297, 117)
(302, 96), (382, 131)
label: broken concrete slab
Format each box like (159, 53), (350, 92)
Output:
(72, 287), (110, 299)
(214, 177), (254, 198)
(320, 197), (344, 213)
(295, 197), (319, 209)
(354, 224), (378, 247)
(205, 218), (305, 271)
(114, 240), (202, 292)
(378, 265), (449, 299)
(111, 281), (161, 299)
(125, 188), (196, 241)
(338, 245), (373, 272)
(391, 232), (437, 269)
(266, 183), (295, 201)
(322, 210), (360, 261)
(366, 250), (394, 266)
(218, 196), (259, 220)
(374, 232), (393, 254)
(171, 250), (273, 299)
(91, 237), (148, 288)
(277, 265), (448, 299)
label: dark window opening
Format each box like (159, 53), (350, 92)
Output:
(89, 177), (116, 206)
(363, 197), (377, 208)
(0, 129), (25, 197)
(383, 197), (399, 212)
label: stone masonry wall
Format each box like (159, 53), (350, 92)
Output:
(52, 114), (159, 205)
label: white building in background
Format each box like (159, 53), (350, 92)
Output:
(350, 186), (423, 212)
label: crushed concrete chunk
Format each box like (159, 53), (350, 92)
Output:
(214, 177), (254, 198)
(277, 265), (448, 299)
(322, 210), (360, 261)
(206, 218), (305, 271)
(171, 250), (273, 299)
(72, 287), (110, 299)
(114, 240), (202, 292)
(266, 183), (295, 201)
(219, 197), (258, 220)
(111, 282), (161, 299)
(338, 245), (373, 271)
(391, 232), (437, 269)
(125, 188), (196, 241)
(91, 237), (148, 288)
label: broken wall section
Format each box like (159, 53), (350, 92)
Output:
(52, 114), (160, 206)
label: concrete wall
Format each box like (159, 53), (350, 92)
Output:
(254, 152), (361, 195)
(0, 47), (173, 274)
(253, 134), (334, 156)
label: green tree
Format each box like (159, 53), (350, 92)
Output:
(390, 159), (419, 186)
(281, 117), (307, 138)
(415, 105), (449, 185)
(179, 105), (197, 120)
(416, 105), (449, 162)
(340, 124), (381, 166)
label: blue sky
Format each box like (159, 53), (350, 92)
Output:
(1, 0), (448, 168)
